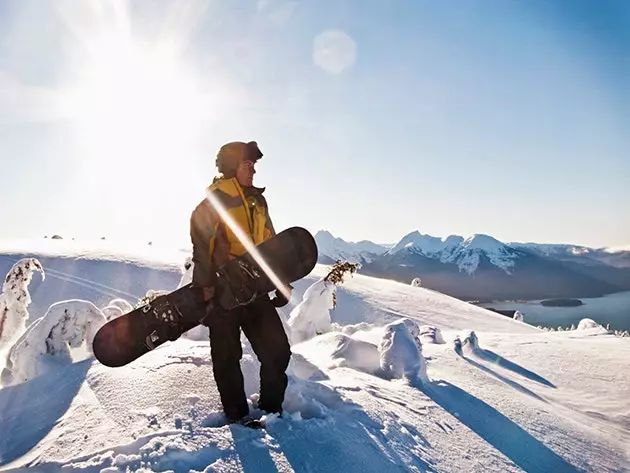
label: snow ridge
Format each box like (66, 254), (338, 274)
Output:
(315, 230), (389, 263)
(389, 232), (518, 274)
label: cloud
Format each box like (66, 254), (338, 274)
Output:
(313, 29), (357, 74)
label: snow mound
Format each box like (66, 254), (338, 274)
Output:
(419, 325), (445, 344)
(576, 318), (604, 331)
(378, 319), (428, 384)
(329, 333), (381, 374)
(331, 321), (373, 335)
(2, 300), (106, 386)
(0, 258), (44, 349)
(287, 278), (335, 344)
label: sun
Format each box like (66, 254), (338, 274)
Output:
(66, 32), (207, 177)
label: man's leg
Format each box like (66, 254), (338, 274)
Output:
(241, 298), (292, 414)
(207, 309), (249, 422)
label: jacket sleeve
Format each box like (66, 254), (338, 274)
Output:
(190, 200), (219, 287)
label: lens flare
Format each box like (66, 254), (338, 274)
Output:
(204, 191), (292, 302)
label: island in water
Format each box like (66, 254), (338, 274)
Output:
(540, 298), (584, 307)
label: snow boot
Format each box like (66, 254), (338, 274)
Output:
(231, 415), (264, 429)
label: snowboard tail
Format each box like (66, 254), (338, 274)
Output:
(92, 227), (317, 367)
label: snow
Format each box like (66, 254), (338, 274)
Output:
(0, 240), (629, 472)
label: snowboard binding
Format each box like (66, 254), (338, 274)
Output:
(142, 298), (186, 348)
(215, 257), (262, 308)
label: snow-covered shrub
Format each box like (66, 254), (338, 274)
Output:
(411, 278), (422, 287)
(513, 310), (524, 322)
(0, 258), (44, 349)
(287, 260), (358, 344)
(2, 300), (106, 385)
(378, 319), (428, 384)
(324, 261), (359, 309)
(419, 325), (445, 344)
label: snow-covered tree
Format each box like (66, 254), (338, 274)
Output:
(287, 261), (358, 344)
(287, 279), (335, 344)
(411, 278), (422, 287)
(513, 310), (524, 322)
(378, 319), (428, 384)
(0, 258), (44, 349)
(2, 300), (106, 385)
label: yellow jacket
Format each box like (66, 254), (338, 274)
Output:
(189, 177), (275, 287)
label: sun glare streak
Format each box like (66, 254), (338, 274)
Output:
(205, 191), (293, 302)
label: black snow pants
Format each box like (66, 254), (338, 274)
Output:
(206, 296), (291, 422)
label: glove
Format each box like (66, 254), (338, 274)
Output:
(270, 285), (293, 307)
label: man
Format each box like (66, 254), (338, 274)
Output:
(189, 140), (292, 428)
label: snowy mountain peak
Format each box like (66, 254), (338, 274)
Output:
(380, 231), (517, 274)
(389, 231), (463, 255)
(461, 234), (506, 252)
(314, 230), (389, 264)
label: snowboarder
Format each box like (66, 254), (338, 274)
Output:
(189, 140), (292, 428)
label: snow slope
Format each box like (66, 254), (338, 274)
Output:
(0, 238), (186, 326)
(0, 240), (629, 472)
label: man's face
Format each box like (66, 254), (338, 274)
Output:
(235, 160), (256, 187)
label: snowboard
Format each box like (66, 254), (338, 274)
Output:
(92, 226), (318, 368)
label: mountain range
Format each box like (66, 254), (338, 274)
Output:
(315, 230), (630, 302)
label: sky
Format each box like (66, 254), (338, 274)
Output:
(0, 0), (628, 249)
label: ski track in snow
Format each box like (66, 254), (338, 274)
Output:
(0, 243), (628, 472)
